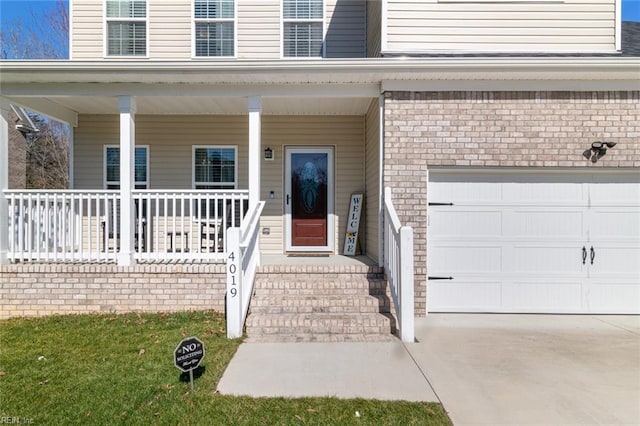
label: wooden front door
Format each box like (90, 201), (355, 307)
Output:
(285, 147), (334, 251)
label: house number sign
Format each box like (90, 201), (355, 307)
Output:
(343, 193), (363, 256)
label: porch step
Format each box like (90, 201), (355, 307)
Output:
(245, 267), (397, 343)
(251, 294), (390, 314)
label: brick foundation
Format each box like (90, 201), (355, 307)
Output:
(383, 90), (640, 316)
(0, 263), (226, 319)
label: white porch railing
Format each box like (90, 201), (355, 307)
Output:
(226, 201), (265, 339)
(3, 189), (248, 263)
(383, 187), (415, 343)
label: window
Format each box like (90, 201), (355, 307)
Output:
(104, 145), (149, 189)
(194, 0), (235, 57)
(106, 0), (147, 56)
(193, 146), (237, 189)
(283, 0), (324, 57)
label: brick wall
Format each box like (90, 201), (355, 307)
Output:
(383, 90), (640, 315)
(0, 264), (226, 319)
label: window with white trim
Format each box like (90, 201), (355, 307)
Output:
(283, 0), (323, 57)
(106, 0), (147, 56)
(193, 146), (237, 189)
(104, 145), (149, 189)
(194, 0), (235, 57)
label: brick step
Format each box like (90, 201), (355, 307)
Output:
(258, 265), (383, 275)
(250, 294), (390, 314)
(254, 278), (388, 292)
(245, 313), (394, 337)
(245, 333), (399, 343)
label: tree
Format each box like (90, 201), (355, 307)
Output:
(1, 0), (70, 189)
(25, 115), (70, 189)
(0, 0), (69, 59)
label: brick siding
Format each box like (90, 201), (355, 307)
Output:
(0, 264), (225, 319)
(383, 90), (640, 315)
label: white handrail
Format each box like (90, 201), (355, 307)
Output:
(226, 200), (265, 339)
(3, 189), (249, 263)
(384, 187), (415, 342)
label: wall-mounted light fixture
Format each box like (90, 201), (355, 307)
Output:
(583, 141), (616, 163)
(264, 147), (274, 161)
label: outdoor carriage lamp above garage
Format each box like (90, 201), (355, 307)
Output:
(585, 141), (616, 163)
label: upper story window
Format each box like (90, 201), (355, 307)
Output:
(283, 0), (324, 57)
(106, 0), (147, 56)
(105, 145), (149, 189)
(194, 0), (235, 57)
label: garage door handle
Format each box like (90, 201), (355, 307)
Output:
(428, 276), (453, 280)
(590, 246), (595, 265)
(582, 246), (587, 265)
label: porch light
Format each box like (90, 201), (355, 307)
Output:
(264, 147), (274, 161)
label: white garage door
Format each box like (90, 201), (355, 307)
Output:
(427, 171), (640, 314)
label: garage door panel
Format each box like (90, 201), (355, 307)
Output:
(586, 281), (640, 314)
(429, 210), (501, 238)
(429, 181), (501, 203)
(429, 245), (501, 273)
(507, 210), (585, 238)
(428, 281), (502, 313)
(590, 209), (640, 239)
(508, 245), (585, 274)
(588, 244), (640, 277)
(590, 181), (640, 206)
(503, 281), (584, 312)
(502, 182), (585, 204)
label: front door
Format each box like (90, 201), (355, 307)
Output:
(285, 147), (334, 252)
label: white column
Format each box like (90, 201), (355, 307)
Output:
(248, 96), (261, 208)
(118, 96), (136, 266)
(0, 102), (9, 264)
(378, 94), (385, 267)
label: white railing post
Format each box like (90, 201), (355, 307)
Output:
(226, 227), (243, 338)
(399, 226), (414, 342)
(383, 187), (415, 343)
(0, 102), (9, 265)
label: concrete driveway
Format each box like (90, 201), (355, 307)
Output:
(408, 314), (640, 425)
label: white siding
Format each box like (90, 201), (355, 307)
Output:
(237, 1), (281, 59)
(384, 0), (617, 53)
(364, 99), (380, 261)
(149, 0), (192, 60)
(71, 0), (366, 60)
(74, 115), (248, 189)
(71, 0), (104, 60)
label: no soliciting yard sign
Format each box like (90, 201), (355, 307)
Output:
(174, 336), (205, 372)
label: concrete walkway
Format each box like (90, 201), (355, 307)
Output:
(218, 315), (640, 425)
(217, 341), (438, 402)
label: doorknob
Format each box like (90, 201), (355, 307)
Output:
(582, 246), (587, 265)
(590, 246), (595, 265)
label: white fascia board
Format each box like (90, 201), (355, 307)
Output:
(2, 96), (78, 126)
(383, 79), (640, 92)
(1, 57), (639, 80)
(1, 83), (381, 98)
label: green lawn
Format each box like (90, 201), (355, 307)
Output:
(0, 311), (451, 425)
